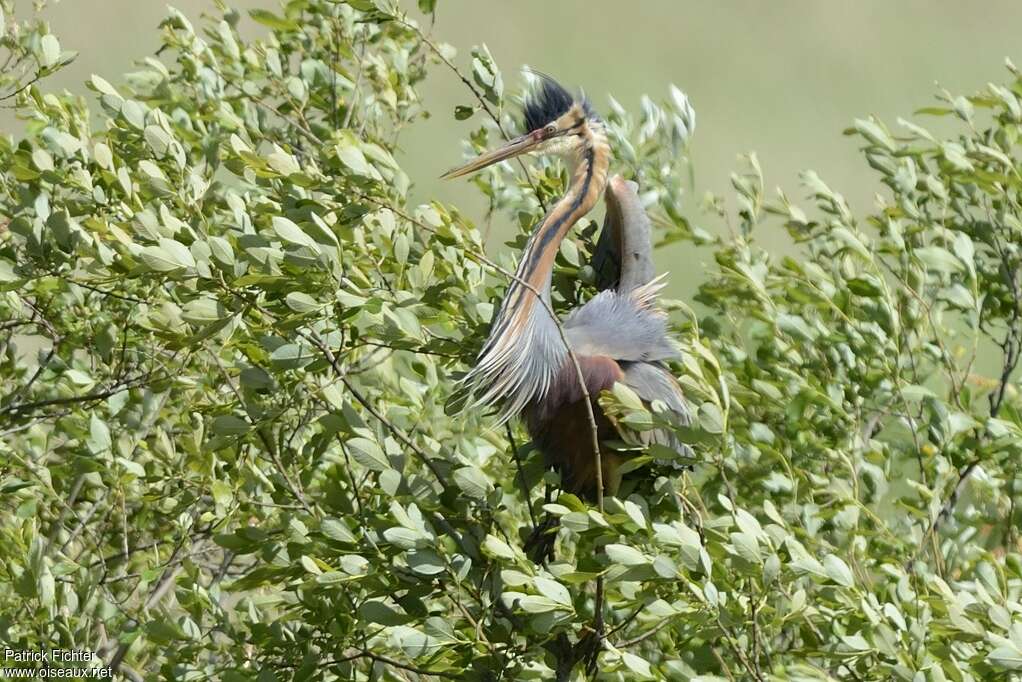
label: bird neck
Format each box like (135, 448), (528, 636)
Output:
(460, 120), (610, 421)
(519, 120), (611, 299)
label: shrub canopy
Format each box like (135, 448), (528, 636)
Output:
(2, 1), (1022, 680)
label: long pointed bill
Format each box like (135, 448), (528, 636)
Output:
(440, 132), (542, 179)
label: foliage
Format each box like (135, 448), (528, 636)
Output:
(2, 0), (1022, 680)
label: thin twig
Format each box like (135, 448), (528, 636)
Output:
(393, 13), (546, 211)
(341, 25), (367, 130)
(301, 329), (450, 490)
(54, 272), (149, 304)
(210, 351), (312, 513)
(0, 72), (42, 102)
(57, 490), (107, 554)
(606, 604), (645, 640)
(506, 422), (537, 530)
(615, 616), (672, 648)
(323, 649), (458, 678)
(107, 521), (197, 675)
(251, 95), (319, 145)
(0, 370), (158, 418)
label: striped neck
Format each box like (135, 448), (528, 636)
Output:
(463, 119), (610, 421)
(520, 121), (611, 298)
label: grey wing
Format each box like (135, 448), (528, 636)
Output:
(620, 361), (691, 423)
(619, 361), (693, 460)
(563, 290), (677, 362)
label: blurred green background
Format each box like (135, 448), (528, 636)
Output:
(19, 0), (1022, 289)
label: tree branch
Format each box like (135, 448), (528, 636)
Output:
(353, 190), (609, 671)
(301, 329), (452, 491)
(918, 229), (1021, 556)
(324, 649), (459, 678)
(506, 422), (537, 531)
(393, 13), (546, 211)
(0, 370), (159, 419)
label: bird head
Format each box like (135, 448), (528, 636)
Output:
(441, 75), (598, 179)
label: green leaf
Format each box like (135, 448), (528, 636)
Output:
(285, 292), (320, 313)
(383, 527), (423, 550)
(532, 577), (571, 606)
(453, 466), (492, 499)
(144, 125), (172, 157)
(697, 402), (724, 434)
(605, 543), (648, 566)
(915, 246), (964, 273)
(853, 117), (896, 152)
(267, 149), (300, 176)
(347, 437), (390, 471)
(0, 479), (34, 494)
(482, 534), (516, 560)
(272, 216), (320, 251)
(212, 415), (250, 436)
(501, 592), (562, 613)
(88, 414), (111, 453)
(140, 238), (195, 272)
(321, 519), (357, 544)
(389, 626), (443, 659)
(270, 343), (315, 370)
(300, 555), (321, 575)
(359, 601), (412, 626)
(32, 148), (54, 171)
(249, 9), (299, 31)
(344, 0), (376, 11)
(407, 549), (445, 576)
(39, 34), (61, 68)
(211, 480), (232, 506)
(138, 160), (166, 181)
(988, 645), (1022, 671)
(93, 142), (113, 169)
(208, 236), (234, 266)
(182, 298), (225, 325)
(340, 555), (369, 576)
(336, 140), (374, 177)
(37, 565), (55, 607)
(620, 652), (654, 679)
(612, 382), (646, 411)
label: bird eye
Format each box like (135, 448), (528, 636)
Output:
(544, 124), (557, 136)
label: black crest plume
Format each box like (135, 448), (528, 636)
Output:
(522, 75), (575, 132)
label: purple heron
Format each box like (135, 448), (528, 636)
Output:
(444, 76), (690, 501)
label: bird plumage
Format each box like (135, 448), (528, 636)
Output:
(444, 77), (690, 501)
(524, 178), (692, 500)
(522, 75), (593, 133)
(460, 88), (610, 422)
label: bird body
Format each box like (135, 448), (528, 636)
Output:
(443, 77), (689, 501)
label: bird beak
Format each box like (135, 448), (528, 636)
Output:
(440, 132), (543, 179)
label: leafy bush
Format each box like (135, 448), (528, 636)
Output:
(2, 1), (1022, 680)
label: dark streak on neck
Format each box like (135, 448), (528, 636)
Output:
(525, 141), (597, 273)
(475, 121), (603, 356)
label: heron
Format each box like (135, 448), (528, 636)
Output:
(443, 76), (690, 502)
